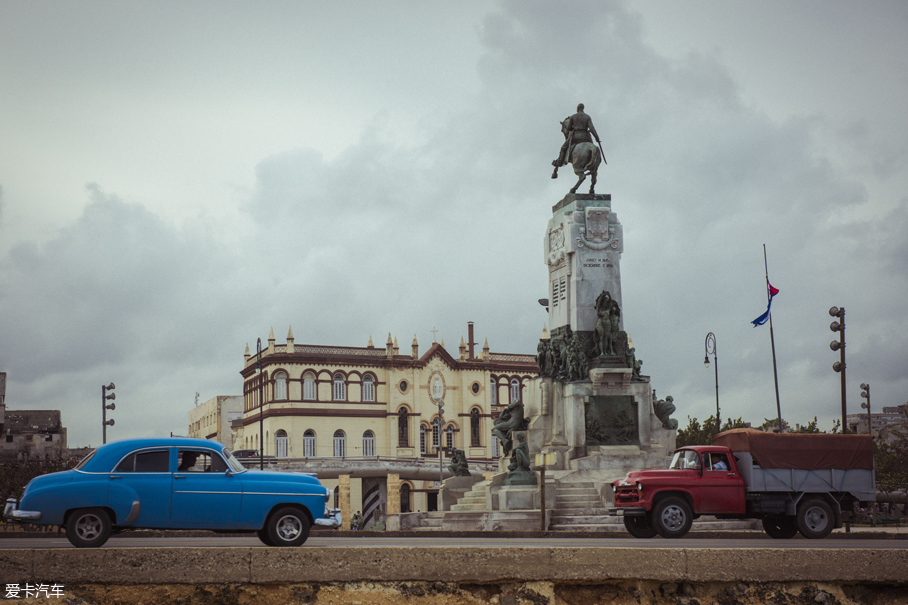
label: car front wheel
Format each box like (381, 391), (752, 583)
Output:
(265, 507), (311, 547)
(623, 514), (658, 538)
(65, 508), (112, 548)
(652, 497), (693, 539)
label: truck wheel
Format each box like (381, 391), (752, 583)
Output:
(762, 516), (798, 539)
(265, 507), (311, 547)
(653, 497), (693, 539)
(623, 515), (658, 538)
(797, 499), (834, 539)
(65, 508), (111, 548)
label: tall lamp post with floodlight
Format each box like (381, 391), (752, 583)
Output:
(829, 306), (847, 433)
(101, 383), (116, 444)
(860, 383), (871, 435)
(704, 332), (719, 433)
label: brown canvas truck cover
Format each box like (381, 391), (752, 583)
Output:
(713, 429), (873, 470)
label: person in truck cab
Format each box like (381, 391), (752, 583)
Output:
(713, 455), (728, 470)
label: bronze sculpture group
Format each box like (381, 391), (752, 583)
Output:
(536, 291), (642, 382)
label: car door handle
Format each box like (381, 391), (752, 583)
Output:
(110, 475), (122, 480)
(174, 475), (187, 480)
(727, 473), (736, 477)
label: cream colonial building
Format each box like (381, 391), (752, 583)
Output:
(235, 324), (537, 518)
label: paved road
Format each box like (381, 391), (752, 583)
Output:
(1, 535), (906, 549)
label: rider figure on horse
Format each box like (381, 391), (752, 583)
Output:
(552, 103), (600, 179)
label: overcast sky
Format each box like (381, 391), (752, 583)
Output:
(1, 0), (906, 447)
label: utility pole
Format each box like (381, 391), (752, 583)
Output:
(829, 307), (847, 433)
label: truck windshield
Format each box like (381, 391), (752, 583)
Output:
(669, 450), (701, 470)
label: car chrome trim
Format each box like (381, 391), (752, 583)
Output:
(124, 500), (141, 523)
(173, 490), (324, 497)
(9, 509), (42, 521)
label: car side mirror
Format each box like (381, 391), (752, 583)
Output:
(225, 469), (233, 477)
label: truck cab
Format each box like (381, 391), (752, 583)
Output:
(611, 445), (745, 538)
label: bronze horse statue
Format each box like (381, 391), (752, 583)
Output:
(552, 118), (602, 195)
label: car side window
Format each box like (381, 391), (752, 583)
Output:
(115, 450), (170, 472)
(177, 450), (227, 472)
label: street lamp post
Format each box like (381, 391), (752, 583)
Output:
(703, 333), (719, 433)
(257, 338), (264, 470)
(437, 400), (445, 486)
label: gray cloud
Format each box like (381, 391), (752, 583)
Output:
(1, 0), (905, 445)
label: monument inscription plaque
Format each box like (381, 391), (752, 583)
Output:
(584, 396), (639, 446)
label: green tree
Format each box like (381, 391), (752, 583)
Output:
(791, 417), (821, 433)
(874, 440), (908, 494)
(676, 415), (749, 447)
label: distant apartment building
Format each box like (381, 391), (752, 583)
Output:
(847, 405), (908, 436)
(187, 395), (243, 446)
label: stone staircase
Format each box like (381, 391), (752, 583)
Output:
(449, 480), (489, 512)
(548, 481), (619, 531)
(411, 511), (445, 531)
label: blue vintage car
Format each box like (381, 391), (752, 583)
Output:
(4, 437), (340, 548)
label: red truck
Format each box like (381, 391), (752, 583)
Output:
(609, 429), (876, 539)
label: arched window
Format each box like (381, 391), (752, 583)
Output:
(333, 430), (346, 457)
(362, 374), (375, 402)
(490, 378), (498, 405)
(303, 430), (316, 457)
(446, 424), (454, 450)
(470, 408), (481, 447)
(333, 373), (346, 401)
(363, 430), (375, 457)
(274, 371), (288, 400)
(333, 486), (339, 508)
(275, 429), (288, 458)
(398, 408), (409, 447)
(400, 483), (411, 513)
(420, 425), (427, 455)
(303, 372), (316, 401)
(492, 434), (500, 458)
(510, 378), (520, 403)
(432, 418), (441, 448)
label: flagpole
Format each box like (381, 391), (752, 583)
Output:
(764, 244), (784, 433)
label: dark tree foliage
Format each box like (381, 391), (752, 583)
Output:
(676, 415), (749, 447)
(875, 440), (908, 494)
(0, 457), (82, 505)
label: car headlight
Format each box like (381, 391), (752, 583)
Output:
(636, 482), (643, 492)
(611, 484), (617, 493)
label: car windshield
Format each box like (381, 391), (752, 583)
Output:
(669, 450), (701, 470)
(74, 450), (97, 470)
(222, 449), (247, 473)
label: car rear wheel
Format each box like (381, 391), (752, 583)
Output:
(65, 508), (111, 548)
(797, 499), (834, 539)
(652, 497), (693, 539)
(623, 514), (658, 538)
(762, 516), (799, 539)
(265, 507), (311, 547)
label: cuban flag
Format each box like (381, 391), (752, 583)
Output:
(751, 282), (780, 327)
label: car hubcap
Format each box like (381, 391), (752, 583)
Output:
(805, 507), (828, 531)
(77, 515), (101, 539)
(276, 515), (301, 541)
(661, 505), (685, 530)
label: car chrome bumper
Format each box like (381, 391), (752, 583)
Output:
(315, 508), (342, 528)
(4, 499), (41, 522)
